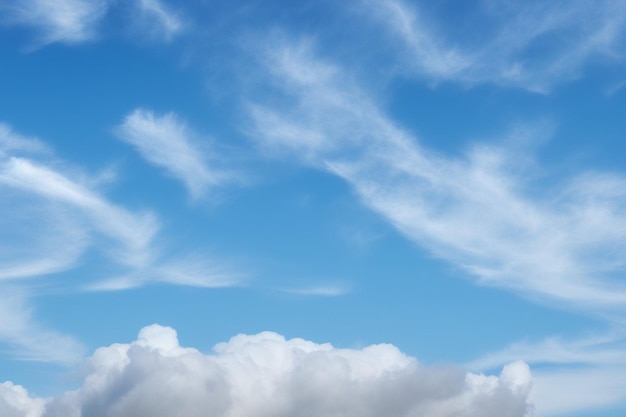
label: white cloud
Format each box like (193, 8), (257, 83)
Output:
(0, 381), (45, 417)
(87, 255), (246, 291)
(0, 0), (109, 47)
(0, 122), (245, 292)
(281, 283), (351, 296)
(0, 324), (533, 417)
(116, 109), (228, 199)
(0, 289), (85, 364)
(468, 332), (626, 415)
(532, 366), (626, 416)
(0, 156), (158, 268)
(132, 0), (183, 42)
(0, 124), (49, 157)
(246, 39), (626, 312)
(361, 0), (626, 92)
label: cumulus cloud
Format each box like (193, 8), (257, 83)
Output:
(0, 381), (45, 417)
(468, 332), (626, 415)
(0, 0), (109, 47)
(361, 0), (626, 92)
(116, 109), (229, 199)
(246, 39), (626, 311)
(0, 324), (533, 417)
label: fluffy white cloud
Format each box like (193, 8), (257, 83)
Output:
(0, 0), (109, 47)
(361, 0), (626, 92)
(247, 39), (626, 311)
(116, 109), (229, 199)
(0, 324), (533, 417)
(0, 382), (45, 417)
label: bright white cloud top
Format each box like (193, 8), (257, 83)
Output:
(1, 1), (626, 416)
(0, 325), (532, 417)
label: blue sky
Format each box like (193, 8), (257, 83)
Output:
(1, 1), (626, 416)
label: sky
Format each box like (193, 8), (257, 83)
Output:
(1, 0), (626, 416)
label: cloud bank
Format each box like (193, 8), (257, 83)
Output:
(0, 324), (533, 417)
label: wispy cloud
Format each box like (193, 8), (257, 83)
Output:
(468, 331), (626, 414)
(0, 157), (158, 268)
(131, 0), (184, 42)
(116, 109), (230, 199)
(360, 0), (626, 92)
(1, 324), (533, 416)
(247, 38), (626, 312)
(280, 282), (351, 297)
(0, 0), (109, 48)
(0, 288), (85, 364)
(0, 124), (49, 157)
(88, 255), (245, 291)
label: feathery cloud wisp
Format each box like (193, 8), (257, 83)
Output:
(117, 109), (229, 199)
(0, 0), (109, 47)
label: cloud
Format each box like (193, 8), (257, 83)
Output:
(281, 283), (351, 297)
(87, 255), (245, 291)
(0, 122), (246, 292)
(532, 366), (626, 416)
(0, 0), (109, 47)
(246, 39), (626, 312)
(360, 0), (626, 91)
(116, 109), (229, 199)
(0, 381), (45, 417)
(0, 289), (85, 364)
(131, 0), (184, 42)
(468, 332), (626, 415)
(0, 156), (158, 268)
(0, 324), (533, 417)
(0, 124), (49, 157)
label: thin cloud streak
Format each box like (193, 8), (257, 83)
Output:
(281, 284), (351, 297)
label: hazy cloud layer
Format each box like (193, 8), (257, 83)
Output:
(0, 324), (533, 417)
